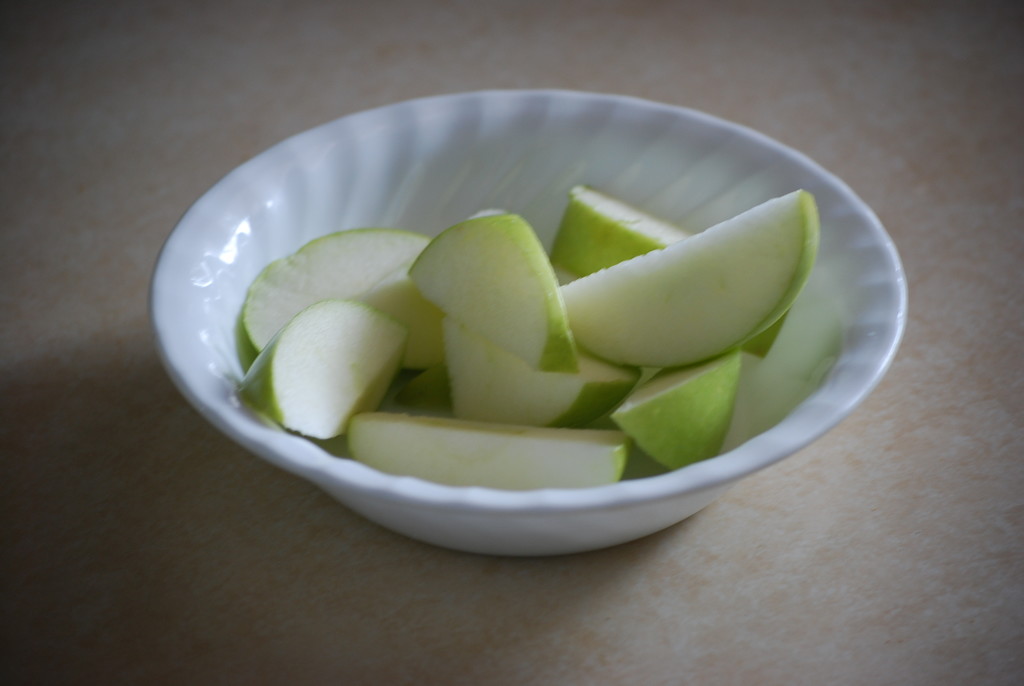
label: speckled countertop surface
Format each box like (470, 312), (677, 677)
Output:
(3, 1), (1022, 684)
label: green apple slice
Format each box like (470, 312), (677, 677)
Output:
(410, 213), (578, 372)
(361, 270), (444, 369)
(612, 350), (742, 470)
(551, 185), (691, 277)
(561, 190), (819, 368)
(348, 413), (629, 490)
(550, 185), (786, 357)
(742, 311), (789, 357)
(443, 318), (639, 427)
(242, 228), (428, 352)
(240, 299), (407, 439)
(394, 364), (451, 411)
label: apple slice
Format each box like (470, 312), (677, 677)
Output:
(612, 350), (742, 470)
(361, 270), (444, 369)
(348, 413), (629, 490)
(561, 190), (819, 368)
(410, 213), (578, 373)
(551, 185), (785, 357)
(444, 318), (639, 427)
(551, 185), (691, 277)
(241, 228), (428, 353)
(742, 311), (789, 357)
(240, 299), (407, 439)
(394, 364), (451, 411)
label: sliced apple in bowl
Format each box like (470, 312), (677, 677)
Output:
(611, 350), (742, 470)
(561, 190), (819, 368)
(237, 189), (820, 489)
(551, 184), (691, 277)
(443, 317), (639, 427)
(241, 228), (441, 369)
(240, 299), (407, 439)
(348, 413), (630, 490)
(410, 213), (578, 373)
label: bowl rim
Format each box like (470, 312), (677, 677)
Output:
(150, 88), (908, 513)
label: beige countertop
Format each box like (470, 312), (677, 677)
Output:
(3, 1), (1022, 683)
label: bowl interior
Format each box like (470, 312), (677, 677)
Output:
(151, 90), (906, 509)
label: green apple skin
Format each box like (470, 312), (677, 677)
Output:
(611, 350), (742, 470)
(348, 412), (630, 490)
(561, 190), (819, 368)
(551, 185), (691, 277)
(242, 228), (428, 352)
(240, 299), (407, 439)
(409, 213), (578, 373)
(394, 364), (451, 411)
(235, 311), (260, 372)
(361, 270), (445, 369)
(742, 310), (789, 357)
(443, 318), (639, 428)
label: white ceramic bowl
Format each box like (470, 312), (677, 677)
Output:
(150, 90), (906, 556)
